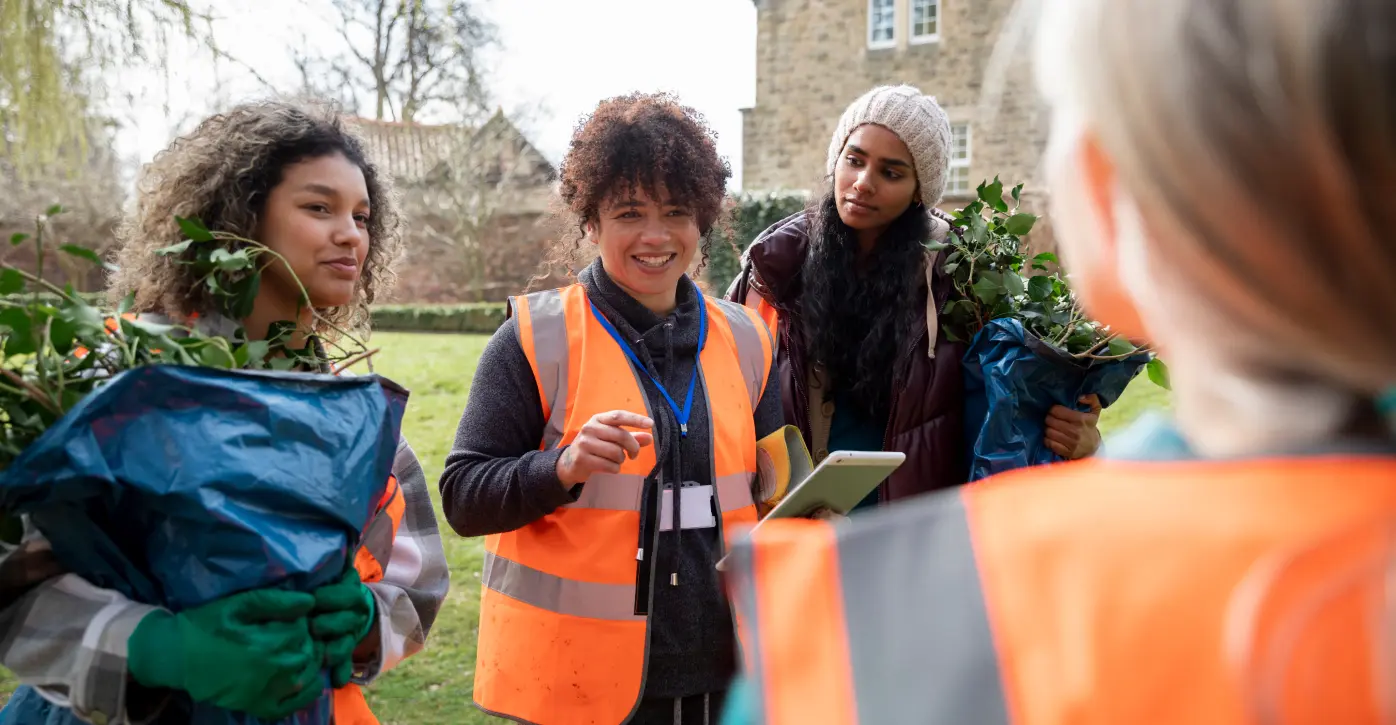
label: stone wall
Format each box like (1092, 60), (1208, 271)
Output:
(742, 0), (1047, 201)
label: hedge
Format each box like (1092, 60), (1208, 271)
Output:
(370, 303), (508, 334)
(705, 190), (811, 294)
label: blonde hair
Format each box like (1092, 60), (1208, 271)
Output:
(109, 99), (404, 336)
(1035, 0), (1396, 414)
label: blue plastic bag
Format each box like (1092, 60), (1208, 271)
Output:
(0, 365), (409, 725)
(962, 318), (1147, 482)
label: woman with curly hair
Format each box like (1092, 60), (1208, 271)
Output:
(439, 92), (782, 725)
(726, 85), (1103, 511)
(0, 100), (448, 725)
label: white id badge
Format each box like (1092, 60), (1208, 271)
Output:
(659, 483), (717, 531)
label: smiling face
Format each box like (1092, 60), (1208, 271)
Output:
(255, 152), (372, 318)
(592, 184), (699, 314)
(833, 124), (921, 242)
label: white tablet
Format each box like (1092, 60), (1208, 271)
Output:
(716, 451), (906, 571)
(761, 450), (906, 520)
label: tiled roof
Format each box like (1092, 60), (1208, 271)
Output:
(351, 117), (474, 182)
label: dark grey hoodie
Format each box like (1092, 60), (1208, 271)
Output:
(439, 260), (783, 711)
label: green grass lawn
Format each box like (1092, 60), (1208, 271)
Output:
(0, 332), (1169, 723)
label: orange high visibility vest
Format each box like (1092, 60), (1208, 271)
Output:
(330, 472), (406, 725)
(740, 286), (780, 342)
(474, 283), (773, 725)
(725, 456), (1396, 725)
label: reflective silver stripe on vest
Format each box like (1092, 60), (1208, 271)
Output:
(518, 289), (570, 450)
(835, 492), (1010, 724)
(566, 472), (646, 511)
(716, 472), (756, 512)
(482, 550), (643, 622)
(727, 541), (768, 723)
(712, 299), (768, 410)
(358, 442), (414, 567)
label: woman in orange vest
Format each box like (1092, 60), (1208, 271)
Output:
(0, 100), (449, 725)
(720, 0), (1396, 723)
(438, 92), (783, 725)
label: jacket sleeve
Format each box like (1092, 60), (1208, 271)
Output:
(438, 318), (578, 538)
(0, 518), (167, 724)
(354, 438), (451, 684)
(724, 256), (752, 305)
(753, 332), (784, 440)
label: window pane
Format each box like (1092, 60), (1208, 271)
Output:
(912, 0), (938, 37)
(951, 123), (971, 162)
(947, 166), (970, 195)
(871, 0), (895, 43)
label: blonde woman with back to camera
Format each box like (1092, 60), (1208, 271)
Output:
(719, 0), (1396, 723)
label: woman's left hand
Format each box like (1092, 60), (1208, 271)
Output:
(1045, 394), (1103, 460)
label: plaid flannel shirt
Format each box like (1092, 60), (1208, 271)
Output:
(0, 437), (449, 724)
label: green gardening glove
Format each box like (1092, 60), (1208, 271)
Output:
(128, 588), (325, 719)
(309, 568), (377, 688)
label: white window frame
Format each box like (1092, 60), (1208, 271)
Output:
(867, 0), (897, 50)
(946, 122), (972, 196)
(910, 0), (941, 45)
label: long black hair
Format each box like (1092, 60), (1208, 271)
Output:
(800, 191), (931, 422)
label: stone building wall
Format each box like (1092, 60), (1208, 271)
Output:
(741, 0), (1049, 216)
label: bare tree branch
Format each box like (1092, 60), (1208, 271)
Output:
(303, 0), (497, 124)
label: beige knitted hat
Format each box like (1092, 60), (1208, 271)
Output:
(826, 85), (952, 208)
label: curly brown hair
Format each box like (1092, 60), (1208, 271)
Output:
(542, 92), (732, 280)
(108, 99), (404, 335)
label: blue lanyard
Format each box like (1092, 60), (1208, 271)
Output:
(588, 289), (707, 437)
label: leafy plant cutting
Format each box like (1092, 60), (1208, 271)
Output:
(938, 178), (1169, 480)
(0, 205), (406, 725)
(0, 207), (377, 468)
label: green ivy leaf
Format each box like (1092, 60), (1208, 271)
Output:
(127, 318), (177, 337)
(965, 211), (989, 246)
(1003, 272), (1026, 297)
(0, 309), (35, 356)
(1147, 358), (1172, 390)
(118, 292), (135, 315)
(1067, 327), (1097, 353)
(269, 356), (297, 372)
(197, 343), (236, 369)
(155, 240), (194, 257)
(244, 340), (270, 368)
(979, 177), (1008, 213)
(1106, 337), (1139, 356)
(176, 216), (215, 243)
(972, 276), (1003, 305)
(0, 268), (25, 295)
(45, 204), (65, 217)
(59, 299), (106, 333)
(9, 233), (29, 246)
(942, 262), (960, 275)
(1011, 183), (1023, 202)
(209, 248), (252, 272)
(1028, 275), (1054, 302)
(1033, 252), (1059, 264)
(228, 272), (261, 321)
(1005, 213), (1038, 236)
(58, 245), (105, 267)
(49, 317), (77, 355)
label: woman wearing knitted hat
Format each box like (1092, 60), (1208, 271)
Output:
(726, 85), (1102, 511)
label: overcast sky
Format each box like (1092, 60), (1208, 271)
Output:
(112, 0), (758, 187)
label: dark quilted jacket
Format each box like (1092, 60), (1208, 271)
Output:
(724, 210), (970, 501)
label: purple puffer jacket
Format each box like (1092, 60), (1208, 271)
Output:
(724, 209), (970, 502)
